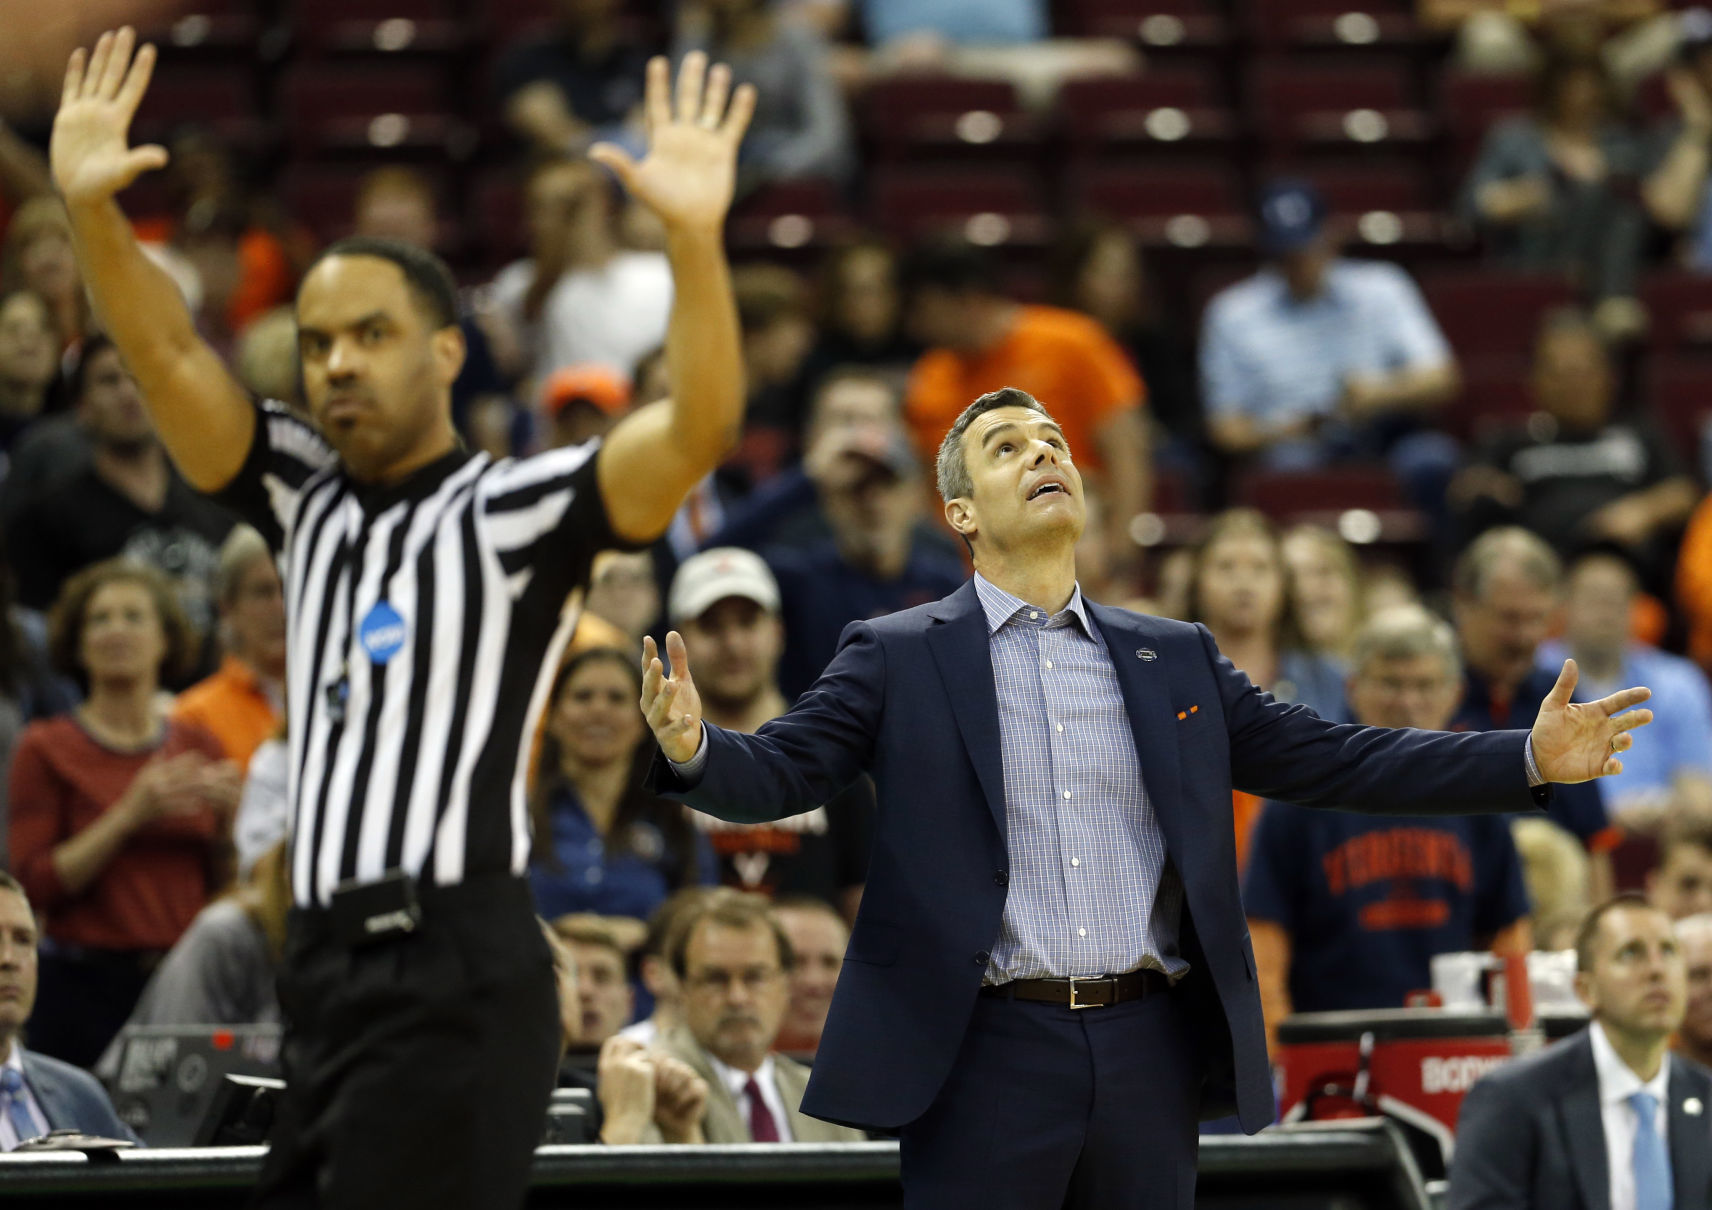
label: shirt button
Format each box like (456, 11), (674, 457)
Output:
(1029, 611), (1039, 620)
(974, 951), (990, 966)
(1077, 928), (1087, 938)
(1056, 723), (1064, 733)
(1044, 660), (1053, 669)
(1071, 858), (1081, 868)
(994, 871), (1009, 887)
(1062, 790), (1071, 800)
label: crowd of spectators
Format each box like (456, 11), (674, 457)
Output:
(3, 0), (1712, 1162)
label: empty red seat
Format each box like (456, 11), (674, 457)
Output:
(139, 0), (269, 63)
(1233, 468), (1408, 516)
(1641, 272), (1712, 354)
(1444, 356), (1536, 443)
(1056, 70), (1238, 161)
(869, 168), (1049, 245)
(133, 66), (257, 130)
(1068, 164), (1251, 247)
(727, 179), (858, 256)
(860, 76), (1040, 167)
(1419, 269), (1576, 359)
(1645, 361), (1712, 455)
(1250, 59), (1431, 151)
(1056, 0), (1232, 48)
(279, 62), (463, 156)
(1245, 0), (1420, 48)
(1439, 70), (1533, 173)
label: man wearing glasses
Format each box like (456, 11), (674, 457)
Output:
(654, 889), (865, 1144)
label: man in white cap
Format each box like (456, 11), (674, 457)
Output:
(669, 549), (870, 921)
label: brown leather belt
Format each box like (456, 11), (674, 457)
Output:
(980, 969), (1170, 1009)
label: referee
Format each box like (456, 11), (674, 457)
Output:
(50, 29), (754, 1209)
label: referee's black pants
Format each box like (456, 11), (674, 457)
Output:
(252, 874), (559, 1210)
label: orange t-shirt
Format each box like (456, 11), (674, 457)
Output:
(1678, 493), (1712, 672)
(905, 305), (1144, 473)
(171, 656), (282, 771)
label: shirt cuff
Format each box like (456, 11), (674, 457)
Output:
(667, 725), (709, 779)
(1524, 736), (1545, 788)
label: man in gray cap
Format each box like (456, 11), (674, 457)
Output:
(669, 549), (871, 921)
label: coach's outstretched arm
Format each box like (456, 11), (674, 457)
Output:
(590, 54), (755, 545)
(50, 28), (254, 493)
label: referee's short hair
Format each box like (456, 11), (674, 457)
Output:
(670, 888), (796, 979)
(302, 236), (459, 331)
(48, 558), (197, 689)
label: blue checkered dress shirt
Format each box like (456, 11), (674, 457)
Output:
(973, 574), (1188, 984)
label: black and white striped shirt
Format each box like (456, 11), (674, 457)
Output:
(216, 399), (628, 906)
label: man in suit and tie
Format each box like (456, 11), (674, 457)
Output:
(642, 387), (1655, 1209)
(0, 872), (135, 1148)
(654, 888), (865, 1144)
(1449, 894), (1712, 1210)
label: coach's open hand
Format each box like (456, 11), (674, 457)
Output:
(1530, 658), (1653, 783)
(642, 632), (704, 764)
(50, 27), (169, 207)
(589, 52), (755, 236)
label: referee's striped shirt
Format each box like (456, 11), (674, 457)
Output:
(215, 398), (632, 906)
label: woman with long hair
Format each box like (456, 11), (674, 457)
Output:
(1281, 523), (1368, 667)
(529, 647), (715, 953)
(9, 559), (238, 1067)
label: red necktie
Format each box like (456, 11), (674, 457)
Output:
(744, 1076), (780, 1142)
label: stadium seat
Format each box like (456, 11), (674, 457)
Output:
(1067, 163), (1251, 248)
(859, 76), (1042, 169)
(1640, 271), (1712, 355)
(1056, 70), (1240, 166)
(727, 179), (859, 258)
(1055, 0), (1232, 52)
(1439, 70), (1532, 176)
(276, 163), (454, 245)
(130, 65), (269, 152)
(1444, 356), (1536, 443)
(1244, 0), (1422, 51)
(138, 0), (274, 65)
(1646, 360), (1712, 456)
(1249, 59), (1432, 154)
(1419, 269), (1576, 359)
(1232, 467), (1408, 515)
(285, 0), (466, 66)
(868, 167), (1050, 246)
(278, 61), (467, 158)
(1300, 163), (1445, 247)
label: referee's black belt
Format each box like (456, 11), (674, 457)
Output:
(288, 871), (534, 950)
(981, 969), (1170, 1009)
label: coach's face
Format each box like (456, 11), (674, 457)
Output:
(946, 406), (1084, 555)
(295, 255), (464, 483)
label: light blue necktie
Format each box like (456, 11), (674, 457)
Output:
(0, 1068), (39, 1148)
(1629, 1090), (1673, 1210)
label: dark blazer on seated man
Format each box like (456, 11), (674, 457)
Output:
(8, 1047), (138, 1146)
(1449, 1029), (1712, 1210)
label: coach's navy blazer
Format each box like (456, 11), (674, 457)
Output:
(654, 580), (1539, 1133)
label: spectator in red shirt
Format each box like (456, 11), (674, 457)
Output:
(8, 559), (239, 1069)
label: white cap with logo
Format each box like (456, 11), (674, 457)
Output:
(668, 547), (781, 625)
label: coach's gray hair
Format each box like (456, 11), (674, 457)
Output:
(934, 387), (1053, 504)
(1350, 604), (1462, 683)
(1452, 526), (1562, 602)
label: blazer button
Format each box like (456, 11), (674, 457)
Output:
(994, 871), (1009, 887)
(974, 951), (990, 966)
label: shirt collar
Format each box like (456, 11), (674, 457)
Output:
(1589, 1020), (1671, 1109)
(972, 572), (1094, 638)
(2, 1045), (20, 1075)
(705, 1048), (776, 1103)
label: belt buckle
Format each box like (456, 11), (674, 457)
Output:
(1068, 975), (1102, 1010)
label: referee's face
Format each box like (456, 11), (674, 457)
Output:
(296, 255), (463, 483)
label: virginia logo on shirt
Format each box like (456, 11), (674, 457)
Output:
(1320, 828), (1475, 931)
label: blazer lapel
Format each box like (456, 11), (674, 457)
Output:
(19, 1051), (72, 1133)
(1084, 604), (1184, 856)
(924, 581), (1007, 841)
(1668, 1057), (1712, 1208)
(1556, 1036), (1612, 1210)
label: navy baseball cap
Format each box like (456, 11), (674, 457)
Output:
(1256, 179), (1328, 257)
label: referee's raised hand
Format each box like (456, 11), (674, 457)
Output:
(50, 27), (168, 207)
(588, 52), (756, 236)
(642, 632), (704, 764)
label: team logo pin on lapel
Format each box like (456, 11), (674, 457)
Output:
(1136, 648), (1157, 662)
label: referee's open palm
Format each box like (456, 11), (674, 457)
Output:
(589, 52), (756, 235)
(51, 27), (170, 206)
(643, 632), (705, 764)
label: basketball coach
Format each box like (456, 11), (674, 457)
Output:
(643, 388), (1655, 1210)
